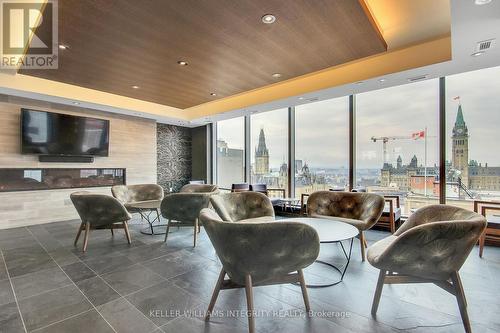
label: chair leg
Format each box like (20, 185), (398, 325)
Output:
(193, 219), (198, 247)
(359, 231), (366, 261)
(82, 222), (90, 252)
(450, 271), (471, 333)
(74, 222), (84, 246)
(123, 221), (131, 244)
(110, 224), (114, 236)
(371, 270), (386, 316)
(164, 219), (171, 243)
(479, 230), (486, 258)
(298, 269), (311, 313)
(390, 215), (395, 234)
(245, 274), (255, 333)
(205, 268), (226, 321)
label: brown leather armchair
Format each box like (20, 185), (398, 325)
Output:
(474, 200), (500, 257)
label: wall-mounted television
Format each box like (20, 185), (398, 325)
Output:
(21, 109), (110, 157)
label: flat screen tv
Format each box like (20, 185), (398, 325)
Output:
(21, 109), (110, 156)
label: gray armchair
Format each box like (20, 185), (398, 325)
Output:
(70, 192), (132, 252)
(179, 183), (219, 194)
(199, 208), (319, 333)
(111, 184), (163, 212)
(367, 205), (487, 333)
(307, 191), (384, 261)
(160, 185), (218, 246)
(210, 192), (275, 223)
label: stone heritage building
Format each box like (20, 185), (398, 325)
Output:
(254, 128), (269, 175)
(380, 155), (438, 192)
(381, 103), (500, 193)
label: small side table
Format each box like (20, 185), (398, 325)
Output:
(285, 217), (359, 287)
(127, 200), (166, 235)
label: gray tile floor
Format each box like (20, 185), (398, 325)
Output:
(1, 217), (499, 333)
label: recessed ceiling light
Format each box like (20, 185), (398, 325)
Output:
(355, 81), (364, 85)
(272, 73), (282, 78)
(378, 78), (387, 83)
(177, 60), (188, 66)
(471, 51), (485, 57)
(131, 85), (140, 89)
(475, 0), (492, 5)
(210, 92), (217, 96)
(72, 101), (80, 105)
(298, 97), (305, 100)
(261, 14), (276, 24)
(59, 44), (69, 50)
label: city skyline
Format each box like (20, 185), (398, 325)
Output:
(217, 65), (500, 170)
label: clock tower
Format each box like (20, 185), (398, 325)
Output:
(452, 104), (469, 187)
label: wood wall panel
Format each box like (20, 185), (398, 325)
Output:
(0, 100), (157, 229)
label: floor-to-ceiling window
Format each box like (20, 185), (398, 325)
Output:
(216, 117), (245, 189)
(356, 79), (440, 215)
(445, 65), (500, 210)
(250, 108), (288, 196)
(295, 97), (349, 197)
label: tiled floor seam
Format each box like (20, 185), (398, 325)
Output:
(25, 227), (119, 333)
(29, 308), (94, 333)
(72, 249), (163, 330)
(1, 231), (29, 333)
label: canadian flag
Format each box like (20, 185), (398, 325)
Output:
(412, 131), (425, 140)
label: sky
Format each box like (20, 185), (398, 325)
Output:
(217, 65), (500, 170)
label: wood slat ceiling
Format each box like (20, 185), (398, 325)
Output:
(20, 0), (387, 109)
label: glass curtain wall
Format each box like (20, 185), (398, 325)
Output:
(213, 65), (500, 217)
(295, 97), (349, 197)
(216, 117), (245, 189)
(250, 108), (288, 197)
(356, 79), (440, 215)
(445, 65), (500, 210)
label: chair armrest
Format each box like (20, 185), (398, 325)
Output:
(384, 195), (400, 208)
(474, 200), (500, 213)
(481, 205), (500, 218)
(300, 193), (310, 215)
(202, 218), (320, 285)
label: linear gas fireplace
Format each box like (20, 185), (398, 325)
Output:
(0, 168), (126, 192)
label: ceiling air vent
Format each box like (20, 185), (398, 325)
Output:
(408, 74), (428, 82)
(476, 39), (495, 52)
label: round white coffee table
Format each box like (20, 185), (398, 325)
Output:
(285, 217), (359, 287)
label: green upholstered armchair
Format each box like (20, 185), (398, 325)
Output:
(70, 191), (132, 252)
(160, 186), (217, 247)
(367, 205), (486, 333)
(210, 192), (275, 223)
(179, 183), (219, 194)
(307, 191), (384, 261)
(199, 208), (319, 333)
(111, 184), (164, 212)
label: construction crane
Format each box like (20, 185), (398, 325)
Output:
(370, 136), (412, 164)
